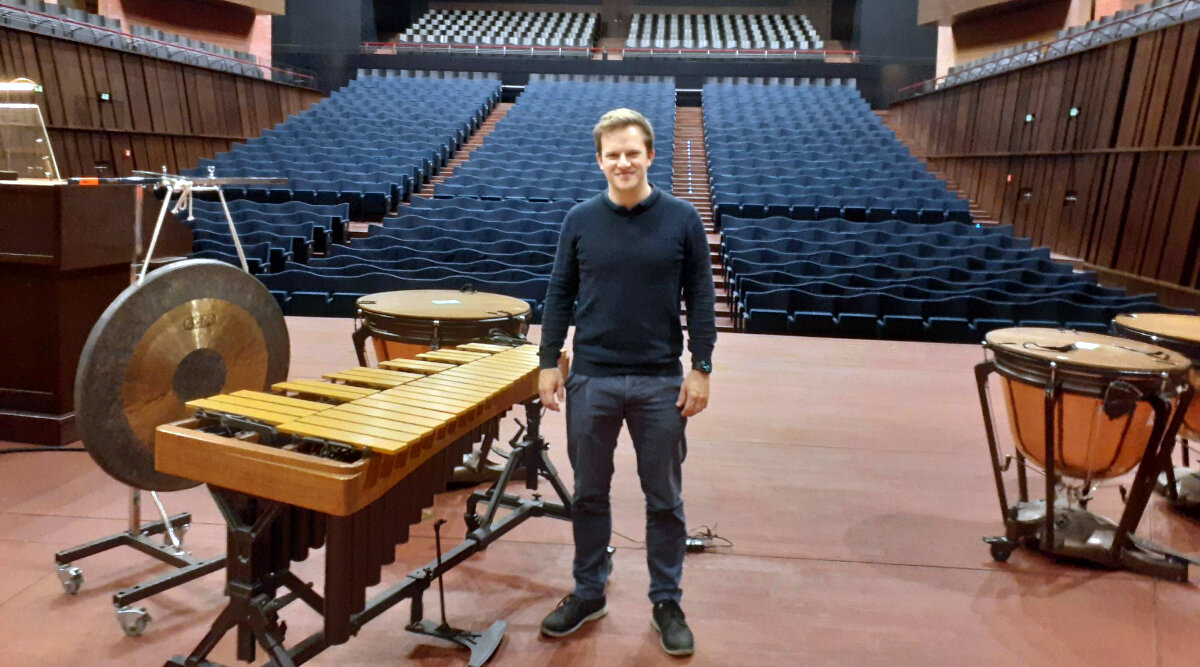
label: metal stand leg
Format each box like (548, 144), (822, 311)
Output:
(167, 489), (317, 666)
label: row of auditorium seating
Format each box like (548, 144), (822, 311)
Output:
(0, 0), (267, 79)
(259, 269), (549, 319)
(257, 198), (567, 316)
(394, 9), (596, 50)
(740, 288), (1168, 342)
(182, 200), (351, 273)
(626, 12), (822, 51)
(941, 0), (1199, 88)
(189, 72), (500, 218)
(704, 79), (960, 227)
(436, 75), (676, 201)
(719, 213), (1170, 341)
(255, 76), (679, 318)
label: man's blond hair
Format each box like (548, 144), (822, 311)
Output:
(593, 108), (654, 154)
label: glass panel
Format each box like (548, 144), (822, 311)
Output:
(0, 102), (60, 180)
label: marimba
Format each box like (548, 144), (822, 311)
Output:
(157, 342), (571, 666)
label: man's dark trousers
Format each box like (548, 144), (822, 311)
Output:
(565, 372), (687, 604)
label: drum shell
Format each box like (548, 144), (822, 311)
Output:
(998, 375), (1166, 479)
(986, 328), (1188, 480)
(1111, 319), (1200, 439)
(360, 311), (529, 361)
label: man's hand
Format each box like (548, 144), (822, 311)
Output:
(539, 368), (566, 411)
(675, 369), (710, 417)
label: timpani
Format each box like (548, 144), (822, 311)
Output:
(352, 289), (530, 365)
(974, 327), (1197, 578)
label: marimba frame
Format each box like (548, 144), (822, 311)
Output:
(166, 399), (574, 667)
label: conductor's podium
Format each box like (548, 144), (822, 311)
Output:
(154, 342), (566, 667)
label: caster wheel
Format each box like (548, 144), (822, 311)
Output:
(989, 541), (1014, 563)
(56, 564), (83, 595)
(116, 606), (152, 637)
(464, 513), (480, 533)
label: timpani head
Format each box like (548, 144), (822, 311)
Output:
(1112, 312), (1200, 440)
(355, 289), (530, 362)
(985, 327), (1191, 480)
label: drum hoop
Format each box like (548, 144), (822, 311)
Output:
(357, 309), (527, 344)
(1112, 322), (1200, 366)
(989, 348), (1182, 398)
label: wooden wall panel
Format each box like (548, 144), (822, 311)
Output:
(0, 25), (320, 178)
(891, 18), (1200, 292)
(1159, 153), (1200, 285)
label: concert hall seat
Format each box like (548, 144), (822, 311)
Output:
(973, 318), (1016, 337)
(926, 317), (975, 343)
(791, 310), (836, 337)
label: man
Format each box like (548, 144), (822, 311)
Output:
(537, 108), (716, 657)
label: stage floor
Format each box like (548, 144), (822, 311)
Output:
(2, 318), (1200, 666)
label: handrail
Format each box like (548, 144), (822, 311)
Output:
(0, 5), (316, 88)
(896, 0), (1195, 100)
(362, 40), (859, 62)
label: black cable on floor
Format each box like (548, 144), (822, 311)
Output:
(0, 447), (85, 455)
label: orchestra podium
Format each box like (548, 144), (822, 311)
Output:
(0, 181), (191, 446)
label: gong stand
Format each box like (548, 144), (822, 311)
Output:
(975, 360), (1199, 581)
(53, 489), (225, 635)
(54, 182), (280, 635)
(167, 400), (574, 667)
(54, 185), (231, 635)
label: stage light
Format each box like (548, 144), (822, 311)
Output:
(0, 78), (39, 92)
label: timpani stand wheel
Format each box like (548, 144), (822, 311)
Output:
(976, 328), (1200, 581)
(1111, 313), (1200, 516)
(983, 537), (1014, 563)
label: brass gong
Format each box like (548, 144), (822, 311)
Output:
(74, 259), (290, 491)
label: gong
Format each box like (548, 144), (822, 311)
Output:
(74, 259), (290, 491)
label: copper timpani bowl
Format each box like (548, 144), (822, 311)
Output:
(985, 327), (1191, 479)
(1112, 312), (1200, 439)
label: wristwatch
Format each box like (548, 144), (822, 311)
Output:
(691, 359), (712, 374)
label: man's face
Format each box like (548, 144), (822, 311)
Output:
(597, 125), (654, 196)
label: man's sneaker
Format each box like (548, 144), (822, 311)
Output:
(540, 594), (607, 637)
(651, 600), (695, 656)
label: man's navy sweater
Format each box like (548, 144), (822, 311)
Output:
(539, 186), (717, 377)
